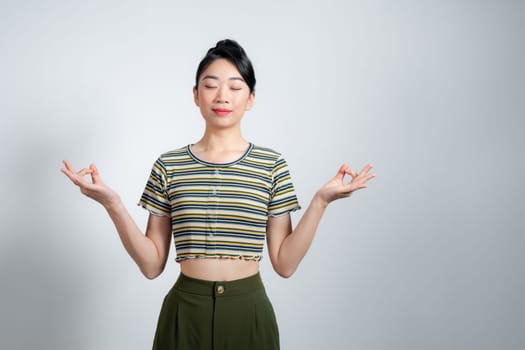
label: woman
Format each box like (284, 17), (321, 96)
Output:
(61, 39), (375, 349)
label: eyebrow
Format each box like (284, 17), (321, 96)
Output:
(201, 75), (245, 83)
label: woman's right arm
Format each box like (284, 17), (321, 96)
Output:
(61, 160), (171, 279)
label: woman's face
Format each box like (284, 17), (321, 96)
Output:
(193, 58), (255, 131)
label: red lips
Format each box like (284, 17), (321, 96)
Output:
(212, 108), (232, 116)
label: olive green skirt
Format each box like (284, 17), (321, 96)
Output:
(152, 272), (279, 350)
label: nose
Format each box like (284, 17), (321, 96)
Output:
(214, 86), (230, 104)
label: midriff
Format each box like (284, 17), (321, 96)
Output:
(179, 258), (260, 281)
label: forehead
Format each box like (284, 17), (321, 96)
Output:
(199, 58), (243, 81)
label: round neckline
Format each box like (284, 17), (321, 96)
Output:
(186, 142), (254, 167)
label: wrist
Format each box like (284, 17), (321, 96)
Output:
(103, 194), (123, 213)
(312, 191), (329, 210)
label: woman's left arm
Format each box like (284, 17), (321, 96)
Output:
(266, 164), (375, 278)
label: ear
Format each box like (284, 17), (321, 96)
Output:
(193, 86), (199, 107)
(245, 91), (256, 111)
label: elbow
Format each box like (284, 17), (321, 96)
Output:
(144, 272), (160, 280)
(277, 271), (294, 279)
(141, 266), (164, 280)
(274, 265), (296, 279)
(271, 255), (298, 278)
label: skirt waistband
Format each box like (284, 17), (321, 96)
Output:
(174, 272), (265, 297)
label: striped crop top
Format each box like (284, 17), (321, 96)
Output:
(138, 143), (301, 262)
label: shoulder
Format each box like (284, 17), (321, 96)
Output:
(158, 145), (188, 159)
(247, 145), (295, 178)
(249, 144), (284, 162)
(155, 145), (190, 163)
(147, 146), (192, 175)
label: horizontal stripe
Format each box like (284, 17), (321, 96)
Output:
(138, 143), (301, 262)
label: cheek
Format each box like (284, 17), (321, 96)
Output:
(197, 90), (213, 105)
(234, 93), (252, 106)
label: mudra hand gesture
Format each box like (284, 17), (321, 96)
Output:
(317, 164), (375, 206)
(61, 160), (120, 209)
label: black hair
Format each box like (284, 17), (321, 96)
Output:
(195, 39), (256, 93)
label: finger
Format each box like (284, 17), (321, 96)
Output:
(62, 159), (77, 173)
(61, 167), (79, 184)
(346, 173), (375, 190)
(347, 169), (358, 179)
(364, 173), (376, 182)
(343, 182), (367, 193)
(62, 168), (88, 187)
(358, 164), (374, 176)
(77, 168), (93, 177)
(335, 164), (348, 181)
(90, 163), (102, 184)
(61, 161), (82, 183)
(340, 167), (357, 184)
(350, 174), (375, 188)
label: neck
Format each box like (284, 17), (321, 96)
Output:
(196, 128), (248, 151)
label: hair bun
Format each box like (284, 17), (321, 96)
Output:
(215, 39), (240, 49)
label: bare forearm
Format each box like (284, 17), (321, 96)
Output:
(277, 193), (327, 276)
(104, 200), (162, 278)
(61, 160), (167, 278)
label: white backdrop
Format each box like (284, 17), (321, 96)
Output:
(1, 0), (523, 349)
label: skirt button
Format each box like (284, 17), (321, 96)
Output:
(216, 285), (225, 294)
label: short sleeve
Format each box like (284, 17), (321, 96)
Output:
(268, 156), (301, 217)
(138, 158), (171, 217)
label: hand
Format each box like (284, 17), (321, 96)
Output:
(61, 160), (121, 209)
(316, 164), (376, 206)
